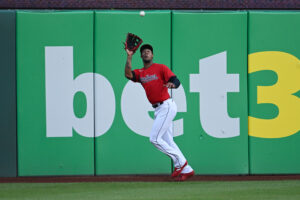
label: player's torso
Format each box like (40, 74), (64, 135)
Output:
(138, 64), (170, 104)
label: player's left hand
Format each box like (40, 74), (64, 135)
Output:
(124, 33), (143, 53)
(164, 82), (175, 88)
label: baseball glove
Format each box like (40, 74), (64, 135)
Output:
(124, 33), (143, 53)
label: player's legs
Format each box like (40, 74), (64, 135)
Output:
(163, 123), (193, 173)
(149, 99), (186, 168)
(162, 124), (185, 167)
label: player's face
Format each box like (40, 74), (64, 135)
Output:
(141, 49), (153, 63)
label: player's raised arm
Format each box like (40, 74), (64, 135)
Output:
(124, 49), (134, 79)
(124, 33), (143, 80)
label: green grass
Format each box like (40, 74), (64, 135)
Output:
(0, 180), (300, 200)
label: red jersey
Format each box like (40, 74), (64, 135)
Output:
(132, 63), (175, 104)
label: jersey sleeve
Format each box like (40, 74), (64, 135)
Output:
(132, 69), (140, 82)
(161, 64), (175, 83)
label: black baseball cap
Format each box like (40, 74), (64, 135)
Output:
(140, 44), (153, 54)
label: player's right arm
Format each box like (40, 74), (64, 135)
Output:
(125, 49), (134, 80)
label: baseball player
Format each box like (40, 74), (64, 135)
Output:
(124, 44), (194, 181)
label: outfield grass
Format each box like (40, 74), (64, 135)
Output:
(0, 180), (300, 200)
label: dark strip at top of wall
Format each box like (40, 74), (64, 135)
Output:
(0, 0), (299, 9)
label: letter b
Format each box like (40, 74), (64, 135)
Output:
(45, 46), (115, 138)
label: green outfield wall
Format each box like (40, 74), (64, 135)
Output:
(248, 11), (300, 174)
(0, 10), (299, 177)
(17, 11), (95, 176)
(172, 11), (249, 174)
(94, 11), (172, 174)
(0, 11), (17, 177)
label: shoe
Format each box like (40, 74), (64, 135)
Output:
(171, 161), (188, 178)
(176, 171), (194, 181)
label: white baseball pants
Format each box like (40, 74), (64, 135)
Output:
(149, 99), (193, 173)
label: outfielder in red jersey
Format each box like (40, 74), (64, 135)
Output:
(125, 44), (194, 181)
(132, 63), (174, 104)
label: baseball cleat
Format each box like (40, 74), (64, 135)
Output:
(171, 161), (188, 178)
(176, 170), (195, 181)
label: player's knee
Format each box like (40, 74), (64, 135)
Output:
(150, 137), (165, 147)
(149, 137), (157, 145)
(150, 136), (163, 145)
